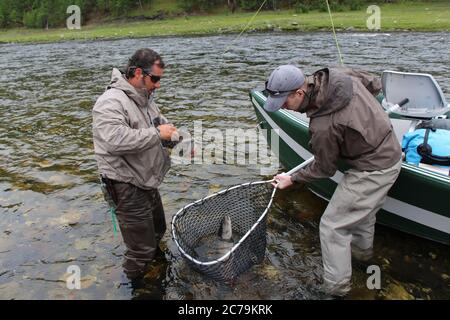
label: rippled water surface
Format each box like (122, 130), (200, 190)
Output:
(0, 32), (449, 299)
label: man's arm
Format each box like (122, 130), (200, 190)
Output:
(291, 125), (342, 184)
(335, 66), (382, 96)
(93, 98), (161, 155)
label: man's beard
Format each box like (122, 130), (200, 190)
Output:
(139, 77), (155, 98)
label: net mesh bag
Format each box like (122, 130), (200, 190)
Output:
(172, 181), (276, 282)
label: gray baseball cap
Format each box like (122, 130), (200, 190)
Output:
(264, 65), (305, 112)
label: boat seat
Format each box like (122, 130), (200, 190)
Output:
(381, 70), (450, 120)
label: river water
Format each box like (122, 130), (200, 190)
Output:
(0, 32), (449, 300)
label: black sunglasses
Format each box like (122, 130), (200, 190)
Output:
(143, 70), (161, 83)
(265, 81), (294, 96)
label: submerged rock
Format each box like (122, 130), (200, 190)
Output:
(53, 211), (82, 227)
(74, 239), (91, 250)
(257, 264), (281, 281)
(403, 255), (412, 263)
(208, 184), (222, 195)
(80, 275), (97, 289)
(143, 264), (166, 281)
(38, 160), (53, 168)
(422, 287), (432, 294)
(380, 282), (414, 300)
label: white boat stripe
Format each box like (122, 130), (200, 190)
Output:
(383, 197), (450, 234)
(253, 97), (450, 234)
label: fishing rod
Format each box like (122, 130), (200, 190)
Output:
(224, 0), (344, 64)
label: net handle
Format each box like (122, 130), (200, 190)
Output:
(171, 156), (315, 267)
(283, 156), (315, 176)
(267, 156), (314, 185)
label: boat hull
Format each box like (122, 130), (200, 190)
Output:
(250, 90), (450, 245)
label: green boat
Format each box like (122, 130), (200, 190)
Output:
(250, 70), (450, 245)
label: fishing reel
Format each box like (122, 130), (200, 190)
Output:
(153, 116), (182, 149)
(161, 135), (183, 149)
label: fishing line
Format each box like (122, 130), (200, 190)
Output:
(325, 0), (345, 65)
(223, 0), (268, 53)
(222, 0), (344, 64)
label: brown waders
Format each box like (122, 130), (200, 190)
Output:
(102, 177), (166, 279)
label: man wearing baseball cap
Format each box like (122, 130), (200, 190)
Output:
(265, 65), (402, 297)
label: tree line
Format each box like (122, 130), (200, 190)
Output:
(0, 0), (153, 28)
(0, 0), (411, 29)
(179, 0), (382, 13)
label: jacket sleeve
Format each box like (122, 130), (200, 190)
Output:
(336, 66), (382, 96)
(92, 97), (161, 155)
(291, 125), (342, 184)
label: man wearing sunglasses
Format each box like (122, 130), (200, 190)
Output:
(264, 65), (402, 297)
(92, 48), (179, 284)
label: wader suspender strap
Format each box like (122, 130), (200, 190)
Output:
(101, 175), (119, 237)
(110, 207), (118, 237)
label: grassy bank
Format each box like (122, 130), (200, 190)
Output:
(0, 2), (448, 44)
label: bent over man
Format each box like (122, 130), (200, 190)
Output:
(264, 65), (402, 296)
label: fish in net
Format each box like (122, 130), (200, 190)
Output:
(171, 157), (314, 282)
(171, 181), (275, 281)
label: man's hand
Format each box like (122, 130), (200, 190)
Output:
(158, 124), (178, 141)
(272, 174), (294, 189)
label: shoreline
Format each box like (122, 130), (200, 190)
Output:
(1, 3), (449, 44)
(1, 29), (448, 46)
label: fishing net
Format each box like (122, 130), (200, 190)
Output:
(171, 181), (276, 282)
